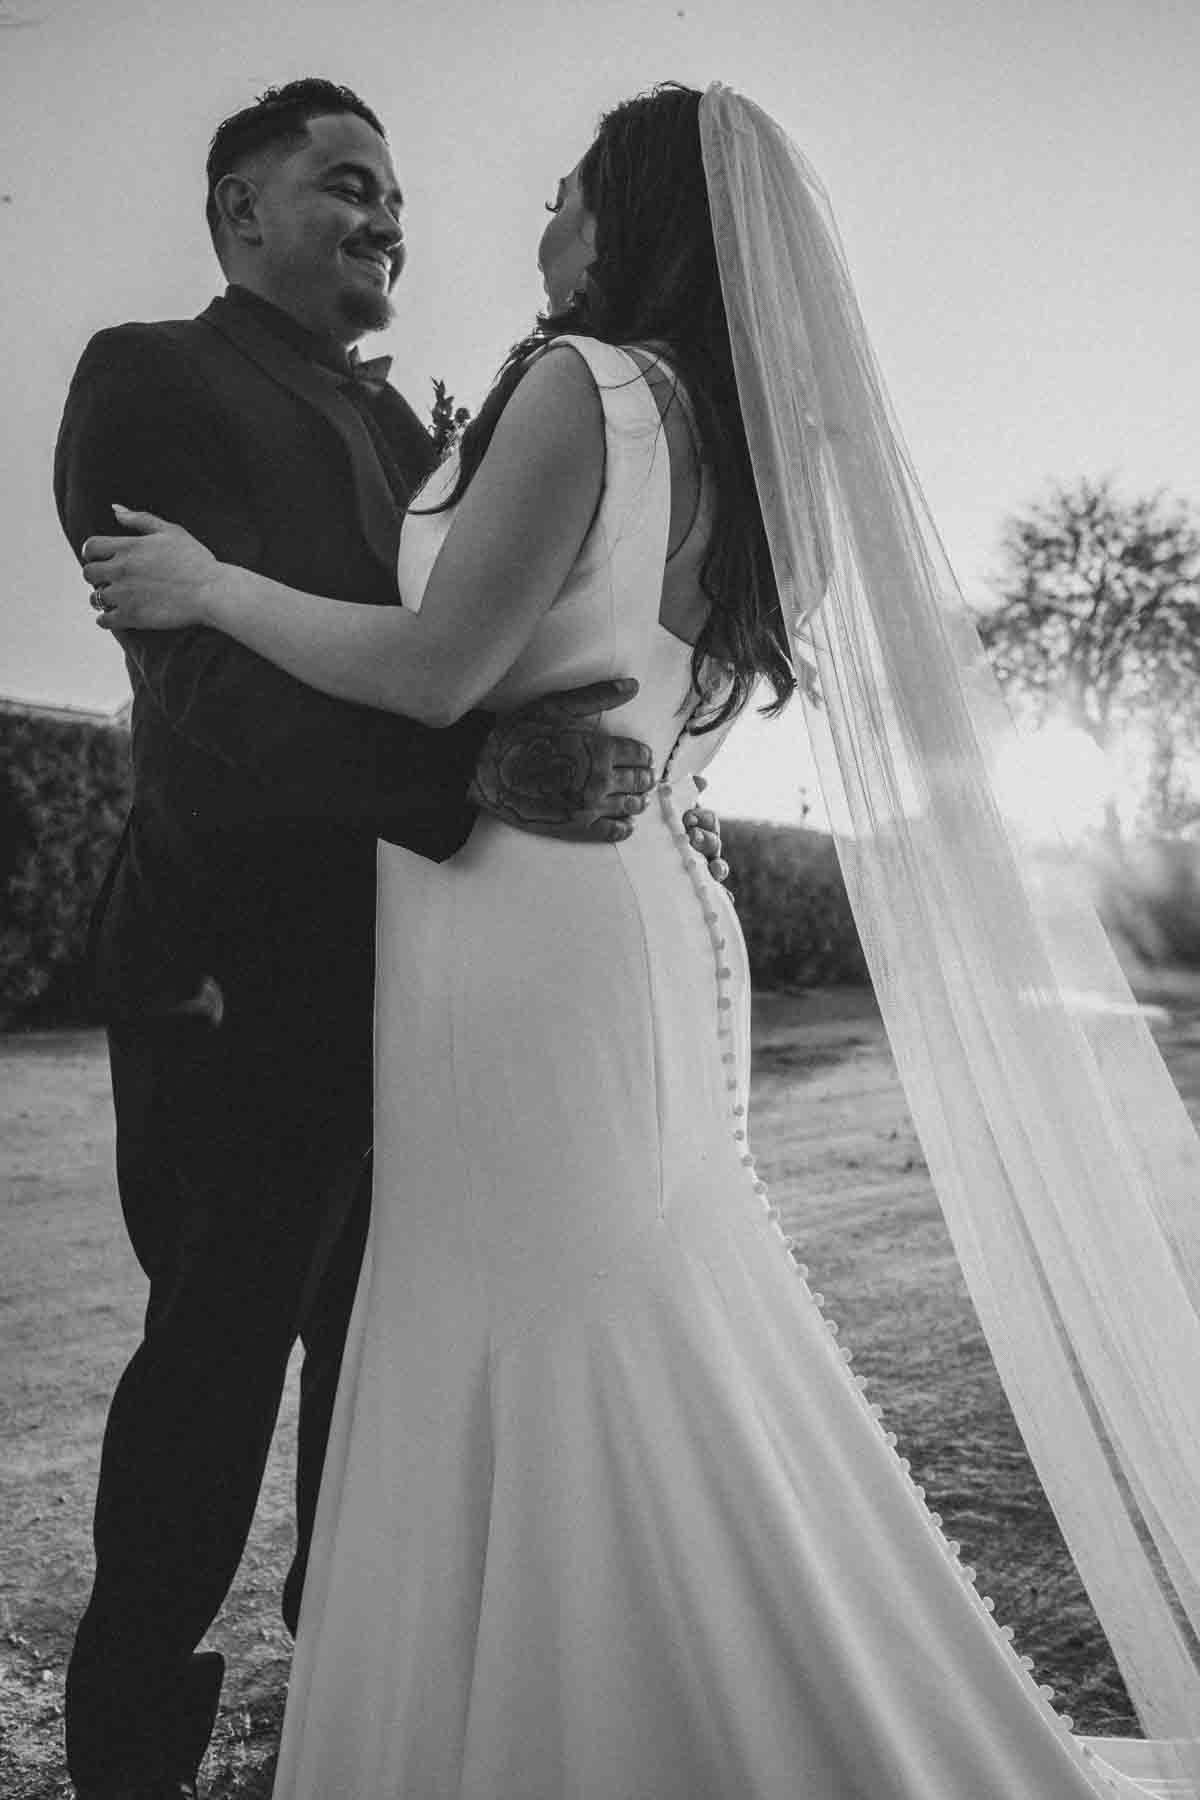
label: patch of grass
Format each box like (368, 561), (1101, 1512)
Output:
(0, 1033), (296, 1800)
(8, 990), (1200, 1791)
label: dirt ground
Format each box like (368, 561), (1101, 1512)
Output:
(4, 981), (1200, 1796)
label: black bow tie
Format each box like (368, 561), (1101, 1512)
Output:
(345, 348), (393, 394)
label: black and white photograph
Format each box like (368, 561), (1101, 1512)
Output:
(2, 0), (1200, 1795)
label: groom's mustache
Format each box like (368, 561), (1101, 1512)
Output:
(341, 232), (405, 287)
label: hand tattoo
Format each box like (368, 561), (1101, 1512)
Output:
(471, 718), (606, 829)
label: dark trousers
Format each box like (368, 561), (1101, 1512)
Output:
(65, 997), (373, 1789)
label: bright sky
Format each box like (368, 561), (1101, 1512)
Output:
(2, 0), (1197, 824)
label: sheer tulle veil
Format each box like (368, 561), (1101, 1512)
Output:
(698, 82), (1200, 1790)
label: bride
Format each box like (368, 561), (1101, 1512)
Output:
(83, 82), (1199, 1799)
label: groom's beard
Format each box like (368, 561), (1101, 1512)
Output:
(337, 286), (395, 335)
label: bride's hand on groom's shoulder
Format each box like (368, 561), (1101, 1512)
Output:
(83, 505), (222, 633)
(468, 682), (729, 882)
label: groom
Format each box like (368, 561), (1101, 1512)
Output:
(56, 78), (717, 1800)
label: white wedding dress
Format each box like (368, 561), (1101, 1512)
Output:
(271, 340), (1164, 1798)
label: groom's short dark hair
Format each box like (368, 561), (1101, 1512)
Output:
(205, 78), (387, 236)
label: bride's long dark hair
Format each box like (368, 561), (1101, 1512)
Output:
(424, 83), (795, 732)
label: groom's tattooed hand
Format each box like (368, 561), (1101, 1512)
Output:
(469, 680), (655, 843)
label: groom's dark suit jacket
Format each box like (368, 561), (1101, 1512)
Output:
(55, 287), (489, 1026)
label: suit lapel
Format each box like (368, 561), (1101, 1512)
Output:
(199, 295), (404, 574)
(373, 385), (440, 490)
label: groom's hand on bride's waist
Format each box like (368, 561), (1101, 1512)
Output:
(469, 679), (652, 843)
(468, 681), (728, 881)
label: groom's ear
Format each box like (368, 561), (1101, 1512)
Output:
(212, 172), (264, 248)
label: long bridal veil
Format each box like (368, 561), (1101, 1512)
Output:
(699, 83), (1200, 1794)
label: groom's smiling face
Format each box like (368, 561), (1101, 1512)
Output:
(224, 111), (406, 345)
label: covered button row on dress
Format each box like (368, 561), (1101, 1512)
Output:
(784, 1259), (1079, 1739)
(659, 773), (745, 1077)
(789, 1215), (1080, 1738)
(659, 781), (1081, 1753)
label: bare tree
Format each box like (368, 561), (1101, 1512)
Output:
(978, 478), (1200, 839)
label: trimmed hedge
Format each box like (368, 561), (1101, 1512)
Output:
(25, 709), (1200, 1023)
(12, 705), (1200, 1032)
(0, 709), (130, 1025)
(721, 819), (868, 989)
(0, 713), (867, 1024)
(724, 822), (1200, 990)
